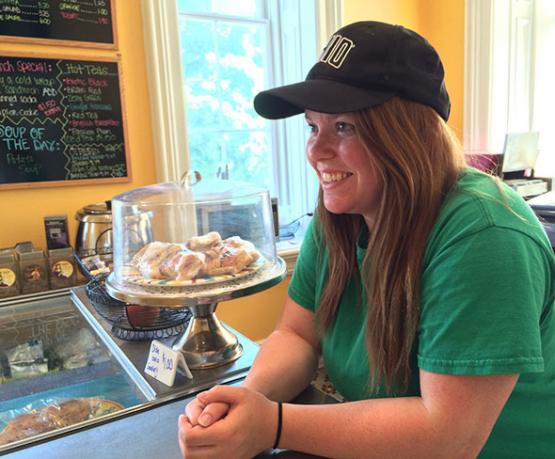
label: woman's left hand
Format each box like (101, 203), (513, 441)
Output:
(178, 385), (277, 459)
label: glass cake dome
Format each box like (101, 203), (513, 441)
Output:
(105, 173), (283, 307)
(104, 173), (286, 369)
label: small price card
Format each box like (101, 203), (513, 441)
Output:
(144, 340), (193, 386)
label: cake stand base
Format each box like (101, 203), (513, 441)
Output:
(172, 303), (243, 369)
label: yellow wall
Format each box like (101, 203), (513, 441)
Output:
(344, 0), (421, 30)
(343, 0), (465, 139)
(419, 0), (465, 140)
(218, 277), (289, 342)
(0, 1), (157, 251)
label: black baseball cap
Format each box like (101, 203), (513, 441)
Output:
(254, 21), (450, 121)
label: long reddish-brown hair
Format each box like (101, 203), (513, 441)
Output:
(315, 97), (466, 393)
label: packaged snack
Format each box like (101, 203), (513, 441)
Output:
(48, 247), (77, 289)
(0, 398), (123, 446)
(0, 252), (20, 299)
(17, 248), (49, 295)
(6, 339), (48, 380)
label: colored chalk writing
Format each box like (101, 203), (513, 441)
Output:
(0, 55), (128, 188)
(0, 0), (114, 45)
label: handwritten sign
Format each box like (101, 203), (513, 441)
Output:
(0, 54), (130, 189)
(0, 0), (116, 48)
(144, 340), (193, 387)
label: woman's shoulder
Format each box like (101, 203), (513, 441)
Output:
(428, 167), (552, 252)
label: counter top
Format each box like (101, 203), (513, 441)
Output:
(3, 383), (334, 459)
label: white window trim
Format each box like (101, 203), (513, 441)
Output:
(463, 0), (493, 153)
(141, 0), (342, 271)
(464, 0), (537, 156)
(317, 0), (343, 48)
(141, 0), (191, 182)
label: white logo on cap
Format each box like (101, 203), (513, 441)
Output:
(320, 34), (355, 69)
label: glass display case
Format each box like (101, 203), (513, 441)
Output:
(0, 286), (261, 455)
(0, 285), (333, 459)
(0, 292), (149, 450)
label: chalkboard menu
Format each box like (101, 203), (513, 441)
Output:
(0, 54), (130, 189)
(0, 0), (116, 48)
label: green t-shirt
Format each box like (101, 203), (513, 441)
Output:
(288, 168), (555, 458)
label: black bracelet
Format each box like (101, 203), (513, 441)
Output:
(272, 401), (283, 449)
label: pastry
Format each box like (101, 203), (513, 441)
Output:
(223, 236), (260, 262)
(136, 243), (184, 279)
(187, 231), (222, 251)
(220, 247), (253, 274)
(174, 251), (206, 280)
(130, 233), (261, 281)
(0, 398), (123, 446)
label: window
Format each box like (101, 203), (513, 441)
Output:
(142, 0), (342, 227)
(464, 0), (555, 177)
(176, 2), (272, 189)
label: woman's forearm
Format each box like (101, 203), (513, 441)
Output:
(280, 397), (474, 459)
(187, 362), (515, 458)
(242, 328), (319, 401)
(276, 372), (518, 459)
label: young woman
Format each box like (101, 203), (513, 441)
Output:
(178, 21), (555, 459)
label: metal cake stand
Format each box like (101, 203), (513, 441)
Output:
(104, 257), (287, 370)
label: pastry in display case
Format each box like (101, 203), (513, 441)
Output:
(0, 294), (148, 449)
(104, 173), (287, 369)
(0, 398), (123, 445)
(106, 174), (281, 301)
(127, 232), (262, 284)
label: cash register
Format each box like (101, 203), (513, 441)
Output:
(467, 132), (548, 199)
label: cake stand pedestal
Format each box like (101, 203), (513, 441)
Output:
(172, 302), (242, 369)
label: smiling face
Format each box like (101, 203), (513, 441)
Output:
(305, 110), (381, 224)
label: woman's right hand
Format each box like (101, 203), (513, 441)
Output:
(185, 396), (230, 427)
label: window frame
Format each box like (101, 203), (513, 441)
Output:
(464, 0), (552, 175)
(141, 1), (341, 183)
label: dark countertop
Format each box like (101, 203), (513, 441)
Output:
(3, 383), (334, 459)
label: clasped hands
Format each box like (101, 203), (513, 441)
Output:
(178, 385), (278, 459)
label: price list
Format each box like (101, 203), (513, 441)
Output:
(0, 0), (114, 45)
(0, 55), (128, 187)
